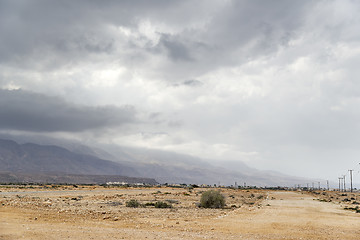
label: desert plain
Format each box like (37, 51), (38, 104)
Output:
(0, 185), (359, 240)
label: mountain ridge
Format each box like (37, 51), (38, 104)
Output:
(0, 137), (319, 186)
(0, 139), (137, 176)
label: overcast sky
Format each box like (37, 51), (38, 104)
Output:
(1, 0), (360, 181)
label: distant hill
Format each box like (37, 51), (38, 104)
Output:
(0, 139), (138, 177)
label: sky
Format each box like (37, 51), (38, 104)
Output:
(1, 0), (360, 181)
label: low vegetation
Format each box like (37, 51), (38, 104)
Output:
(154, 201), (172, 208)
(126, 199), (140, 208)
(199, 190), (225, 208)
(126, 200), (173, 208)
(344, 206), (360, 213)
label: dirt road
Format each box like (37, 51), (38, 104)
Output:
(0, 189), (359, 239)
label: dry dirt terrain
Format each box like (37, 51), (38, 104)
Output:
(0, 186), (359, 239)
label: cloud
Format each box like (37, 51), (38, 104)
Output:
(0, 1), (314, 75)
(0, 89), (136, 132)
(172, 79), (203, 88)
(158, 34), (193, 61)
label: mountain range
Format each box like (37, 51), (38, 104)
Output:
(0, 136), (315, 186)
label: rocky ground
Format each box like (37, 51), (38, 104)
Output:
(0, 186), (359, 239)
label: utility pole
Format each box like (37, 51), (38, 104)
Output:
(343, 175), (346, 192)
(338, 177), (342, 192)
(349, 170), (353, 193)
(326, 180), (329, 191)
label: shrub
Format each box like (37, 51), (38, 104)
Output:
(257, 195), (264, 200)
(154, 201), (172, 208)
(144, 202), (155, 207)
(126, 199), (140, 208)
(199, 190), (225, 208)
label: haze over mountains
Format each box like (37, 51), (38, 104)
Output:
(0, 139), (134, 176)
(0, 136), (315, 186)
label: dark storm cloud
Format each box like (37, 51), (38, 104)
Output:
(0, 89), (136, 132)
(134, 0), (316, 82)
(0, 0), (315, 72)
(196, 0), (313, 65)
(0, 0), (179, 67)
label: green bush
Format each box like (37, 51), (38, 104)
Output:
(126, 199), (140, 208)
(154, 201), (172, 208)
(144, 202), (155, 207)
(199, 190), (225, 208)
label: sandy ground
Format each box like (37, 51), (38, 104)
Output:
(0, 186), (359, 239)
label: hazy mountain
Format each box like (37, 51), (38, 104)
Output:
(0, 139), (137, 176)
(0, 136), (316, 186)
(89, 144), (313, 186)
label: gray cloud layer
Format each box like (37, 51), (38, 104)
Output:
(0, 1), (313, 75)
(0, 89), (135, 132)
